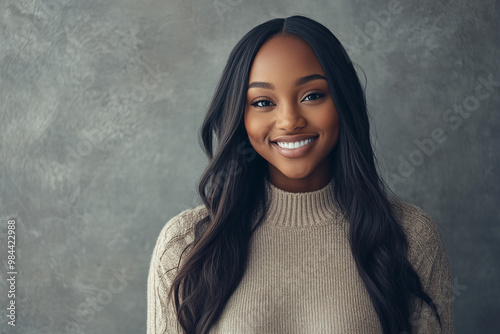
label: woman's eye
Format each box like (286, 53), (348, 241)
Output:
(250, 92), (324, 108)
(251, 99), (273, 108)
(302, 92), (325, 102)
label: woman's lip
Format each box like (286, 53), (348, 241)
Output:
(271, 136), (318, 158)
(271, 135), (318, 143)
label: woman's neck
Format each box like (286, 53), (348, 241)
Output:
(261, 176), (341, 228)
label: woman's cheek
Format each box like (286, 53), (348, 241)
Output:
(245, 114), (266, 142)
(317, 105), (339, 129)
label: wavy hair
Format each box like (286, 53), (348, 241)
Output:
(166, 15), (441, 334)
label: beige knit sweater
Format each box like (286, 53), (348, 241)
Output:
(147, 178), (454, 333)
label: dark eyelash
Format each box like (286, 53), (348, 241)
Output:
(250, 90), (326, 108)
(303, 90), (325, 101)
(250, 99), (273, 108)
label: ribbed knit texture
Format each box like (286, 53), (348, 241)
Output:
(147, 177), (454, 333)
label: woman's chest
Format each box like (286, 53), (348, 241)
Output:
(209, 227), (383, 333)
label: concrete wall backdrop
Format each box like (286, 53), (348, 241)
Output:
(0, 0), (498, 333)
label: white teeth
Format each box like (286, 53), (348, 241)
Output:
(276, 137), (314, 149)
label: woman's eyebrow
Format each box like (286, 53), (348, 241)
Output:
(247, 74), (327, 90)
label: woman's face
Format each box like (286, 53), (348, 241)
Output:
(244, 35), (340, 192)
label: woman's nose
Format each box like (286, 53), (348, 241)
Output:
(275, 102), (306, 131)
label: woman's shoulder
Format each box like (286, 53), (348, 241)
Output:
(159, 204), (209, 240)
(151, 204), (209, 270)
(389, 199), (449, 260)
(390, 199), (439, 233)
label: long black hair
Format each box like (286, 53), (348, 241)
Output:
(166, 15), (441, 334)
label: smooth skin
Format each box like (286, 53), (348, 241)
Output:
(244, 34), (340, 193)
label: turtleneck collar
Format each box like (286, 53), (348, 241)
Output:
(262, 176), (341, 228)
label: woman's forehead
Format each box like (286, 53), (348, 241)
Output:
(248, 35), (326, 85)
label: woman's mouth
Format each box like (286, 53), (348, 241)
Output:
(271, 136), (318, 158)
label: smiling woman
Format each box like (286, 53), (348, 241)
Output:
(147, 15), (454, 334)
(244, 35), (339, 192)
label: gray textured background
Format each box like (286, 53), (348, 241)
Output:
(0, 0), (499, 333)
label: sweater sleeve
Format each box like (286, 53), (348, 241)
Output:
(147, 207), (205, 334)
(401, 203), (455, 334)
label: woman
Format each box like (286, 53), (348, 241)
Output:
(147, 15), (454, 334)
